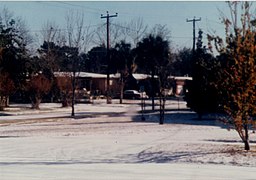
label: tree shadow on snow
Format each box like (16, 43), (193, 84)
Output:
(132, 108), (228, 129)
(135, 150), (217, 163)
(206, 139), (256, 144)
(0, 113), (11, 116)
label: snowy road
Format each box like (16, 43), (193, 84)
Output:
(1, 163), (256, 180)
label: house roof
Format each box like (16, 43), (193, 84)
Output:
(168, 76), (193, 81)
(54, 72), (192, 81)
(54, 72), (154, 79)
(54, 72), (107, 78)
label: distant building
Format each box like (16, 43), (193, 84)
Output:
(54, 72), (192, 97)
(168, 76), (193, 96)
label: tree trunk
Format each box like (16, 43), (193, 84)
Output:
(159, 96), (164, 125)
(0, 96), (6, 111)
(244, 139), (250, 151)
(71, 82), (75, 117)
(244, 124), (250, 151)
(71, 71), (76, 117)
(61, 93), (70, 107)
(151, 72), (155, 111)
(5, 96), (9, 107)
(62, 99), (69, 107)
(119, 75), (124, 104)
(31, 96), (41, 109)
(152, 96), (155, 111)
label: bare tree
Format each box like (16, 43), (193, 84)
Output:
(65, 10), (91, 117)
(93, 17), (148, 49)
(126, 17), (148, 47)
(65, 10), (94, 52)
(93, 24), (106, 46)
(66, 10), (82, 48)
(150, 24), (171, 41)
(14, 17), (33, 47)
(41, 21), (62, 43)
(82, 23), (94, 53)
(93, 22), (123, 48)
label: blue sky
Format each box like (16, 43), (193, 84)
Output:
(0, 1), (231, 50)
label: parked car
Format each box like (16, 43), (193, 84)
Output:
(123, 90), (148, 99)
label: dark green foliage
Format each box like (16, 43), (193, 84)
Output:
(85, 46), (107, 73)
(0, 19), (27, 86)
(38, 41), (80, 72)
(109, 41), (134, 103)
(185, 30), (220, 119)
(0, 18), (29, 107)
(171, 48), (193, 76)
(135, 34), (170, 75)
(110, 40), (133, 74)
(38, 41), (62, 72)
(134, 34), (170, 93)
(134, 33), (171, 115)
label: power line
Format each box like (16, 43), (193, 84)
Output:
(40, 1), (203, 25)
(27, 24), (103, 33)
(37, 1), (226, 41)
(35, 1), (73, 11)
(172, 36), (193, 39)
(55, 1), (103, 15)
(111, 23), (193, 39)
(111, 23), (137, 32)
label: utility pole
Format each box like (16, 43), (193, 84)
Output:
(186, 17), (201, 52)
(101, 11), (118, 104)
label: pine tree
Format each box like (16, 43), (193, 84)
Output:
(185, 29), (219, 119)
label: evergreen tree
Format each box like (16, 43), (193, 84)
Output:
(171, 48), (193, 76)
(135, 34), (171, 110)
(0, 18), (28, 108)
(185, 29), (219, 119)
(110, 40), (134, 103)
(86, 46), (107, 73)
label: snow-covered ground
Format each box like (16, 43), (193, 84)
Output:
(0, 99), (256, 179)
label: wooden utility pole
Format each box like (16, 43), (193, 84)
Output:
(101, 11), (118, 104)
(186, 17), (201, 52)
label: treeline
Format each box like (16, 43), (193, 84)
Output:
(0, 8), (190, 109)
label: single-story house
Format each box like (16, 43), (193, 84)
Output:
(168, 76), (193, 95)
(54, 72), (192, 97)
